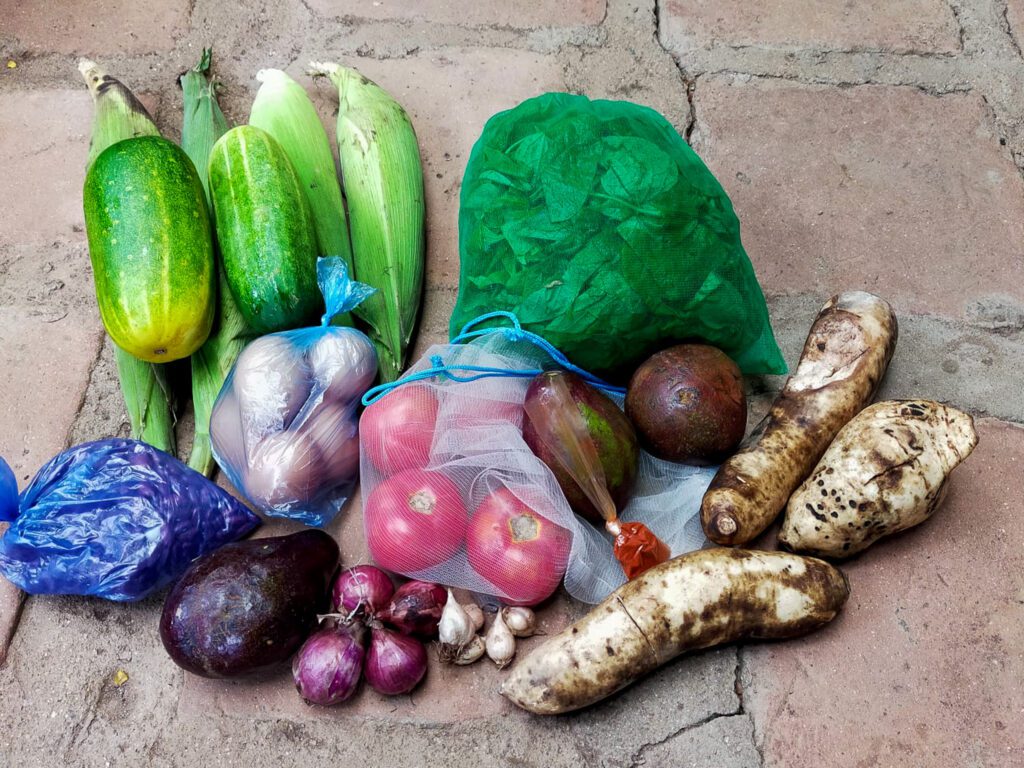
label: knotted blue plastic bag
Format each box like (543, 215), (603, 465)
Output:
(211, 257), (378, 527)
(0, 440), (260, 601)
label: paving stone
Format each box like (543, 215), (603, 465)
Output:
(565, 647), (740, 763)
(306, 0), (606, 28)
(741, 419), (1024, 767)
(0, 90), (94, 248)
(659, 0), (960, 54)
(0, 575), (23, 666)
(691, 77), (1024, 319)
(5, 0), (190, 55)
(0, 88), (109, 666)
(0, 240), (103, 482)
(1004, 1), (1024, 54)
(635, 714), (760, 768)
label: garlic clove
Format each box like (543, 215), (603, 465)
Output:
(438, 589), (475, 661)
(462, 602), (485, 632)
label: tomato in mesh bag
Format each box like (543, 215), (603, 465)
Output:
(358, 316), (715, 606)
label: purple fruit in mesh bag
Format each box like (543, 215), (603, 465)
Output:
(360, 385), (439, 476)
(522, 371), (639, 526)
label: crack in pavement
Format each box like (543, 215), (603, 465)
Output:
(625, 644), (764, 768)
(677, 66), (975, 95)
(627, 709), (745, 768)
(999, 0), (1024, 58)
(739, 647), (770, 768)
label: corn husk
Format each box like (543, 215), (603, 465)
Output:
(309, 62), (425, 381)
(249, 69), (353, 291)
(79, 59), (176, 454)
(181, 50), (252, 476)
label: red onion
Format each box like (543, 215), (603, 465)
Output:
(332, 565), (394, 616)
(292, 623), (365, 706)
(378, 580), (448, 638)
(364, 626), (427, 696)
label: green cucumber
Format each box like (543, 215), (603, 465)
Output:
(208, 125), (321, 334)
(83, 135), (215, 363)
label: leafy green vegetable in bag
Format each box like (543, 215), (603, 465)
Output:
(451, 93), (786, 378)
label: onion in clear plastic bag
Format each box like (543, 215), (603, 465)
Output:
(211, 258), (377, 526)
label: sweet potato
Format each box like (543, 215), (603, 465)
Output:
(500, 548), (849, 714)
(701, 291), (897, 545)
(779, 400), (977, 558)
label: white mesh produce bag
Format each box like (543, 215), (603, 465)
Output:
(358, 318), (713, 605)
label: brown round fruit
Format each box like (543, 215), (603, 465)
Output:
(625, 344), (746, 464)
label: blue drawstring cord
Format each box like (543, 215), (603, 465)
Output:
(361, 311), (626, 406)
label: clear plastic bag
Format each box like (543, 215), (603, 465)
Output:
(358, 317), (714, 605)
(211, 258), (377, 527)
(0, 439), (261, 601)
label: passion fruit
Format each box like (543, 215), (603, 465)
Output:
(625, 344), (746, 464)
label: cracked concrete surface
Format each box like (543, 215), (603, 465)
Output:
(2, 0), (1023, 765)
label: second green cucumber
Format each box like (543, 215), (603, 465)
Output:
(209, 125), (321, 334)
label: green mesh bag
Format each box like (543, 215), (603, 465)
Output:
(450, 92), (787, 378)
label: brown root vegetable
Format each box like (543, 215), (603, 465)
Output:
(500, 548), (849, 714)
(701, 291), (898, 546)
(779, 400), (977, 558)
(625, 344), (746, 463)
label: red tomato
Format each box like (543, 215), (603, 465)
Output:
(360, 385), (439, 475)
(365, 469), (468, 573)
(447, 398), (523, 429)
(467, 488), (571, 606)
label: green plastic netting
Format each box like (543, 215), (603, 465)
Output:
(449, 92), (786, 380)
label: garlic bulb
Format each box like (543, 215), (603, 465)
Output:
(501, 606), (537, 638)
(438, 589), (475, 661)
(453, 635), (486, 665)
(485, 611), (516, 669)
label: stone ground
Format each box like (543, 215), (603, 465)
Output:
(1, 0), (1023, 766)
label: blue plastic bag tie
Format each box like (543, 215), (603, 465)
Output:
(362, 311), (626, 406)
(0, 456), (18, 523)
(317, 256), (376, 326)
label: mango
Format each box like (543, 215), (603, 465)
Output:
(522, 371), (638, 525)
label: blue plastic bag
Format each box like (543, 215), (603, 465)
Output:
(0, 439), (261, 601)
(211, 257), (378, 527)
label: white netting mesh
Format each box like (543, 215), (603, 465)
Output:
(359, 332), (712, 605)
